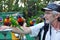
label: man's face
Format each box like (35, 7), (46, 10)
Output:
(44, 10), (55, 23)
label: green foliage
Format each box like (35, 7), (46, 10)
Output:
(0, 0), (50, 26)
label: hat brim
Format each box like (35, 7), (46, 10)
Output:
(41, 8), (52, 12)
(43, 8), (52, 10)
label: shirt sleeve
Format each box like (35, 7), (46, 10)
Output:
(29, 22), (44, 37)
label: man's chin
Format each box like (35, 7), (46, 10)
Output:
(46, 20), (50, 23)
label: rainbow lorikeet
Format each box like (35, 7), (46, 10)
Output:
(17, 15), (24, 26)
(4, 16), (11, 26)
(30, 19), (36, 26)
(30, 21), (34, 26)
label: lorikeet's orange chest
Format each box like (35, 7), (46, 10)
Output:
(4, 18), (11, 23)
(4, 18), (11, 26)
(30, 21), (34, 25)
(17, 18), (24, 22)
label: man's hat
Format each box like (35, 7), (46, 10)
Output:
(42, 1), (60, 12)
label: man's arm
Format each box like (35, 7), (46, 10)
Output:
(1, 22), (44, 37)
(0, 26), (31, 34)
(12, 27), (31, 34)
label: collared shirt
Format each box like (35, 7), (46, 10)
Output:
(45, 26), (60, 40)
(29, 22), (60, 40)
(29, 22), (44, 37)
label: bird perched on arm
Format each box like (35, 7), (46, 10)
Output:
(4, 16), (11, 26)
(17, 15), (25, 26)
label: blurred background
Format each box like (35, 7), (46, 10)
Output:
(0, 0), (59, 26)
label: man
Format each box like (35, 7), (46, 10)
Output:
(1, 1), (60, 40)
(11, 1), (60, 40)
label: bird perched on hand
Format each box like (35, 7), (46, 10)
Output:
(17, 15), (24, 26)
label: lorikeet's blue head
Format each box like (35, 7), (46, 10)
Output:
(17, 15), (21, 18)
(6, 15), (10, 19)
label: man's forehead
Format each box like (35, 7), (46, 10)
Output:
(45, 10), (53, 14)
(45, 10), (60, 14)
(45, 10), (52, 12)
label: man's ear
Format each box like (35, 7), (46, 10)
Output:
(57, 17), (60, 22)
(54, 14), (60, 22)
(54, 14), (59, 19)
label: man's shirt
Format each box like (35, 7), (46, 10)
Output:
(29, 22), (44, 37)
(45, 27), (60, 40)
(29, 22), (60, 40)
